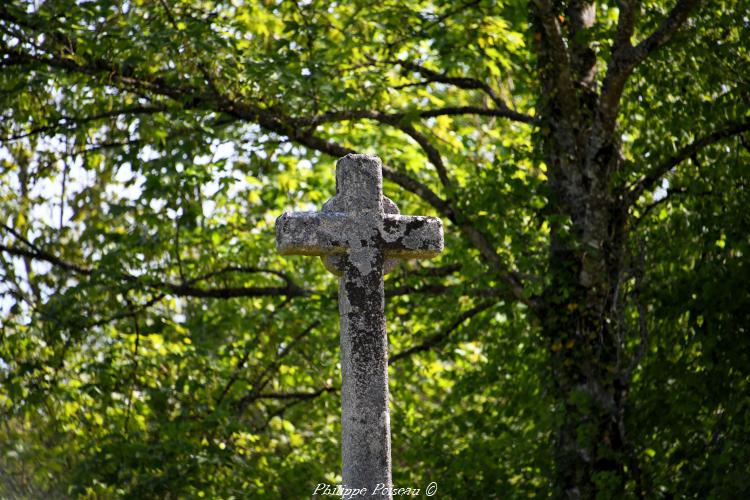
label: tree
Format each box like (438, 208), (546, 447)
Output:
(1, 0), (748, 497)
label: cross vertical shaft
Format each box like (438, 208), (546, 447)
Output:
(339, 247), (391, 494)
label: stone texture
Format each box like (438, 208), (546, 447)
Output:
(275, 154), (443, 498)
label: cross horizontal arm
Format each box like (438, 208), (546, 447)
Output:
(277, 212), (443, 260)
(276, 212), (349, 256)
(381, 214), (443, 259)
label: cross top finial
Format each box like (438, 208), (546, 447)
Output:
(330, 154), (384, 213)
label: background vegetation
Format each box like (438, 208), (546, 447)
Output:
(1, 0), (748, 497)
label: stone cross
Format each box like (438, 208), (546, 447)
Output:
(276, 154), (443, 497)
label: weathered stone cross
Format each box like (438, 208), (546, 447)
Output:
(276, 154), (443, 496)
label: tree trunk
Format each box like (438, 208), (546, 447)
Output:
(541, 199), (633, 498)
(533, 3), (638, 496)
(540, 126), (635, 498)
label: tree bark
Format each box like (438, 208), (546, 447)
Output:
(539, 114), (634, 498)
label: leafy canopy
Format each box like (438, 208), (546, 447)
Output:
(1, 0), (749, 498)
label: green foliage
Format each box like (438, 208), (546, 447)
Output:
(1, 0), (748, 498)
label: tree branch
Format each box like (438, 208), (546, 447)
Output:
(393, 60), (515, 112)
(0, 242), (91, 276)
(531, 0), (578, 118)
(396, 122), (454, 193)
(632, 186), (687, 225)
(254, 386), (338, 432)
(1, 106), (166, 142)
(613, 0), (639, 54)
(390, 301), (495, 363)
(234, 320), (320, 412)
(297, 109), (457, 192)
(599, 0), (638, 129)
(631, 0), (702, 63)
(0, 238), (308, 299)
(256, 386), (337, 400)
(385, 282), (520, 299)
(599, 0), (701, 132)
(3, 31), (458, 256)
(214, 298), (294, 407)
(565, 0), (597, 86)
(287, 108), (535, 310)
(123, 298), (143, 434)
(160, 282), (307, 298)
(299, 106), (533, 127)
(0, 236), (519, 302)
(386, 125), (534, 309)
(627, 118), (750, 204)
(408, 263), (461, 277)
